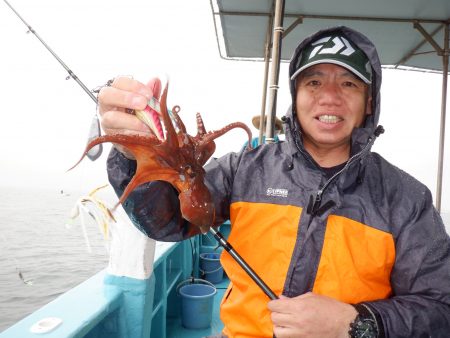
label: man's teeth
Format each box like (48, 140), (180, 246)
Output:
(318, 115), (341, 123)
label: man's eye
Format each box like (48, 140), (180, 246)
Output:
(307, 80), (320, 86)
(343, 81), (357, 87)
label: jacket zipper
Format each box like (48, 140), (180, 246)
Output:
(307, 126), (385, 216)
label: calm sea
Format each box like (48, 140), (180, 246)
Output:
(0, 186), (109, 331)
(1, 186), (449, 332)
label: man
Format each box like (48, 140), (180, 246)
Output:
(98, 26), (450, 337)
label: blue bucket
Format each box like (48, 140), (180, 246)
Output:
(200, 252), (223, 284)
(178, 281), (217, 329)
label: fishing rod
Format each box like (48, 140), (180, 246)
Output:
(3, 0), (102, 161)
(209, 227), (278, 300)
(5, 0), (278, 302)
(148, 97), (278, 299)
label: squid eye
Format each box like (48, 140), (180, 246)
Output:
(184, 165), (195, 177)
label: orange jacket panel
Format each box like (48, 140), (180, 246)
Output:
(313, 215), (395, 302)
(221, 202), (301, 337)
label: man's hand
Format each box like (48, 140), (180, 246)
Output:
(268, 292), (357, 338)
(97, 76), (161, 158)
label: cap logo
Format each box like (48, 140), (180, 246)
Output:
(291, 33), (372, 84)
(309, 36), (356, 59)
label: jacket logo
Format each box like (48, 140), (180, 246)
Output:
(266, 188), (288, 198)
(309, 36), (355, 59)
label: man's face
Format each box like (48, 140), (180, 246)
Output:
(295, 63), (371, 159)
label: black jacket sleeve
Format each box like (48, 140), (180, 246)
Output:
(364, 189), (450, 337)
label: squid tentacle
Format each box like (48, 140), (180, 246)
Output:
(171, 105), (187, 134)
(198, 122), (253, 153)
(159, 83), (179, 152)
(68, 134), (161, 171)
(196, 112), (207, 136)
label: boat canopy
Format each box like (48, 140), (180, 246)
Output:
(210, 0), (449, 211)
(211, 0), (449, 71)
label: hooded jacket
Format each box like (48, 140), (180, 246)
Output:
(107, 26), (450, 337)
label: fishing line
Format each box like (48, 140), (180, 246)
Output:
(3, 0), (102, 161)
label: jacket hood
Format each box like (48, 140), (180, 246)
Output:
(285, 26), (382, 157)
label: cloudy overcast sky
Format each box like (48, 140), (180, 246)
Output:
(0, 0), (448, 211)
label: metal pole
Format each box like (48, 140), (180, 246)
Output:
(209, 227), (278, 300)
(258, 6), (274, 146)
(264, 0), (285, 143)
(435, 23), (449, 212)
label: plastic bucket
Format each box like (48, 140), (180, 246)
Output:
(178, 281), (217, 329)
(199, 253), (223, 284)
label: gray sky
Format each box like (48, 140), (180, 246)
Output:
(1, 0), (449, 212)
